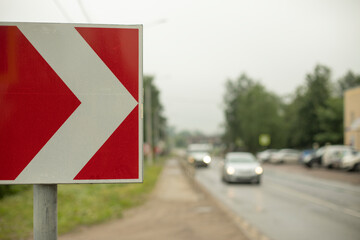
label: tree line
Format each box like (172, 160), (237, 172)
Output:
(143, 75), (168, 157)
(223, 64), (360, 153)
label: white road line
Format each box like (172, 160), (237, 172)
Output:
(267, 182), (360, 219)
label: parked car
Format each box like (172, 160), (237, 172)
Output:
(256, 149), (278, 163)
(340, 151), (360, 171)
(221, 152), (263, 184)
(187, 143), (212, 167)
(303, 147), (326, 168)
(269, 149), (301, 164)
(299, 149), (315, 163)
(321, 145), (355, 169)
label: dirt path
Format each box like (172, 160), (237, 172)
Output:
(59, 159), (248, 240)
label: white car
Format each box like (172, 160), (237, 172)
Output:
(269, 149), (301, 164)
(187, 151), (212, 167)
(340, 151), (360, 171)
(187, 143), (212, 167)
(222, 152), (263, 184)
(321, 145), (355, 168)
(256, 149), (278, 162)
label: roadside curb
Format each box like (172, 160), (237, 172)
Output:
(177, 158), (272, 240)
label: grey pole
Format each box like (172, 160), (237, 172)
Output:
(145, 83), (153, 165)
(33, 184), (58, 240)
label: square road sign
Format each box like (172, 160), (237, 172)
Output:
(0, 23), (143, 184)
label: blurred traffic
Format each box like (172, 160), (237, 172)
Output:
(256, 145), (360, 173)
(177, 141), (360, 240)
(221, 152), (263, 184)
(186, 143), (212, 167)
(175, 121), (360, 240)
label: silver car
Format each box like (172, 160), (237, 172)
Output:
(222, 152), (263, 184)
(256, 149), (278, 163)
(187, 151), (212, 167)
(340, 151), (360, 171)
(269, 149), (301, 164)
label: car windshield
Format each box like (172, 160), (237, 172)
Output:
(226, 154), (256, 163)
(342, 149), (356, 156)
(316, 147), (325, 156)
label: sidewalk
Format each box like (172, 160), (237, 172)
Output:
(60, 159), (249, 240)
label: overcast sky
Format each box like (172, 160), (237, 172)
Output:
(1, 0), (360, 134)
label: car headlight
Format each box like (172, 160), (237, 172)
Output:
(226, 166), (235, 175)
(255, 166), (263, 175)
(203, 155), (211, 164)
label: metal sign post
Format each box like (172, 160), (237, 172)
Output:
(0, 23), (142, 240)
(33, 185), (57, 240)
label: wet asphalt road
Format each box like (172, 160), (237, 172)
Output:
(195, 159), (360, 240)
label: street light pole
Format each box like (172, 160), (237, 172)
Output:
(145, 83), (153, 165)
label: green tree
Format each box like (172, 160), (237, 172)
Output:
(286, 65), (332, 148)
(314, 70), (360, 145)
(284, 64), (350, 148)
(173, 130), (192, 148)
(223, 74), (286, 153)
(143, 76), (167, 155)
(283, 86), (307, 147)
(338, 70), (360, 94)
(314, 97), (344, 145)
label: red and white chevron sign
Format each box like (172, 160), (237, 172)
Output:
(0, 23), (143, 184)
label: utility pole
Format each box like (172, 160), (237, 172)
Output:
(145, 83), (153, 165)
(154, 105), (159, 161)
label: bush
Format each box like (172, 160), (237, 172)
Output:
(0, 185), (31, 199)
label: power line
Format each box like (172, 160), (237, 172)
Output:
(77, 0), (92, 23)
(53, 0), (73, 22)
(53, 0), (92, 23)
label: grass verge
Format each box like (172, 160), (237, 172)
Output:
(0, 160), (164, 240)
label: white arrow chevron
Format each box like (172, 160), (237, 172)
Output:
(14, 24), (138, 183)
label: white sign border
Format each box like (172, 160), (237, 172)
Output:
(0, 22), (143, 184)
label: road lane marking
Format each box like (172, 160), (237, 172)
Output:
(267, 182), (360, 219)
(264, 169), (360, 195)
(195, 169), (272, 240)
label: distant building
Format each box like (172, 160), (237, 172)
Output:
(344, 86), (360, 150)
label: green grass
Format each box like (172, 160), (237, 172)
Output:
(0, 160), (163, 240)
